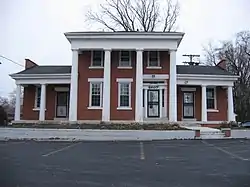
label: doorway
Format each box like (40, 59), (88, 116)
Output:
(183, 92), (195, 119)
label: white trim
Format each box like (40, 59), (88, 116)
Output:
(89, 82), (103, 108)
(87, 107), (102, 110)
(181, 87), (196, 92)
(207, 109), (219, 112)
(178, 74), (239, 79)
(118, 82), (132, 108)
(33, 108), (46, 111)
(90, 50), (104, 67)
(54, 87), (69, 92)
(147, 51), (160, 67)
(143, 74), (169, 80)
(206, 87), (217, 110)
(89, 66), (104, 69)
(88, 78), (104, 82)
(10, 73), (71, 79)
(146, 66), (162, 69)
(116, 78), (133, 83)
(117, 107), (132, 110)
(119, 50), (132, 68)
(16, 78), (71, 85)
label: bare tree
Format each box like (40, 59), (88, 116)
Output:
(86, 0), (179, 32)
(203, 31), (250, 122)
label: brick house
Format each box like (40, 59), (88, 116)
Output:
(10, 32), (238, 125)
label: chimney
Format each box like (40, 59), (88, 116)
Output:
(25, 59), (38, 69)
(216, 59), (227, 70)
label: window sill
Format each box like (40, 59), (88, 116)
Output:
(117, 66), (132, 69)
(33, 108), (47, 111)
(146, 66), (162, 69)
(89, 66), (104, 69)
(87, 106), (102, 110)
(117, 107), (132, 110)
(207, 109), (219, 113)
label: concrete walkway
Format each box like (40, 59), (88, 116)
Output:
(0, 128), (195, 141)
(183, 126), (220, 132)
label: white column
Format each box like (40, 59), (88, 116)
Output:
(169, 50), (177, 122)
(39, 84), (46, 121)
(135, 49), (144, 122)
(201, 85), (207, 122)
(227, 86), (234, 121)
(159, 88), (163, 118)
(102, 49), (111, 121)
(69, 49), (79, 122)
(14, 84), (21, 121)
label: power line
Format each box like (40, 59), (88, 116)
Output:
(182, 54), (200, 65)
(0, 55), (24, 67)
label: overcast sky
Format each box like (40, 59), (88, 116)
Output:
(0, 0), (250, 97)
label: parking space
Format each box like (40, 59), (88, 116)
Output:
(1, 140), (250, 187)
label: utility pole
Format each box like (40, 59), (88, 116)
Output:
(182, 54), (200, 65)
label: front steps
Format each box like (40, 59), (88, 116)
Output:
(200, 131), (225, 139)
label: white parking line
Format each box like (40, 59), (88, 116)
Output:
(140, 142), (145, 160)
(42, 142), (82, 157)
(202, 140), (248, 161)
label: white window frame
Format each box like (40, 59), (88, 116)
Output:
(147, 51), (161, 68)
(90, 50), (104, 68)
(116, 78), (133, 110)
(206, 87), (217, 111)
(88, 78), (103, 109)
(34, 86), (41, 110)
(118, 50), (132, 69)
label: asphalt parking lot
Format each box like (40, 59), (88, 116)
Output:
(1, 140), (250, 187)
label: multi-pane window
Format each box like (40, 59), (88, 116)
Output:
(92, 51), (103, 67)
(148, 51), (160, 67)
(119, 83), (130, 107)
(206, 88), (216, 109)
(35, 87), (41, 108)
(90, 83), (102, 107)
(119, 51), (131, 67)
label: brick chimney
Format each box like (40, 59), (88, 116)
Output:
(25, 59), (38, 69)
(216, 59), (227, 70)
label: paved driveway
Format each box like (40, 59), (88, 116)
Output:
(1, 140), (250, 187)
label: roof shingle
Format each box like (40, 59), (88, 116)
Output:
(13, 65), (234, 76)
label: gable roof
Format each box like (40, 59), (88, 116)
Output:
(11, 65), (234, 76)
(176, 65), (234, 76)
(13, 66), (71, 75)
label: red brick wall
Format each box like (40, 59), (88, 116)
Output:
(177, 86), (201, 121)
(143, 51), (170, 118)
(177, 86), (227, 121)
(22, 85), (58, 120)
(207, 87), (227, 121)
(77, 51), (103, 120)
(110, 51), (136, 120)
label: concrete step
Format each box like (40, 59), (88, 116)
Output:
(200, 131), (225, 139)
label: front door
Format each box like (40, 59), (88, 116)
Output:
(56, 92), (69, 118)
(147, 90), (160, 118)
(183, 92), (195, 119)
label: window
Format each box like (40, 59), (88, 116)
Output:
(118, 83), (131, 108)
(206, 88), (216, 109)
(91, 51), (104, 67)
(148, 51), (160, 67)
(119, 51), (131, 67)
(162, 89), (164, 107)
(35, 86), (41, 108)
(90, 82), (102, 107)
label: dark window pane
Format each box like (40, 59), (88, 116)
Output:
(120, 95), (129, 107)
(162, 89), (164, 107)
(149, 51), (159, 66)
(36, 87), (41, 108)
(207, 99), (214, 109)
(143, 89), (145, 107)
(92, 51), (103, 66)
(91, 95), (101, 106)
